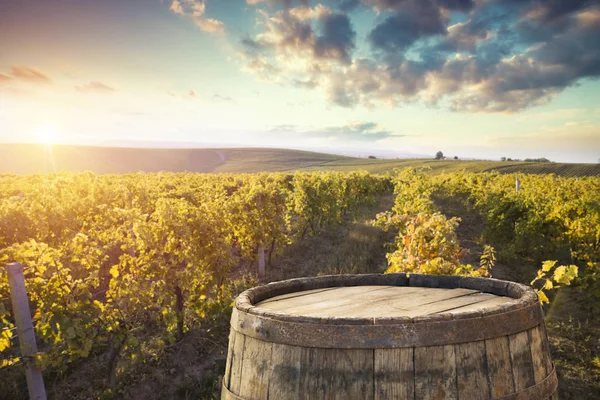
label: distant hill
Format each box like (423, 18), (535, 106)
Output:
(1, 144), (599, 177)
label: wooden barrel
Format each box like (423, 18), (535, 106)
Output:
(222, 274), (558, 400)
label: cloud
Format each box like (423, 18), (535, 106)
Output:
(238, 0), (600, 113)
(269, 121), (402, 141)
(76, 81), (117, 93)
(364, 0), (475, 12)
(169, 0), (225, 33)
(0, 72), (13, 83)
(239, 4), (356, 83)
(213, 93), (234, 101)
(369, 1), (447, 53)
(170, 0), (185, 15)
(247, 0), (309, 6)
(9, 65), (52, 83)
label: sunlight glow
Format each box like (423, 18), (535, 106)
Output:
(36, 125), (57, 145)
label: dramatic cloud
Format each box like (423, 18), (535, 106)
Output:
(364, 0), (475, 12)
(238, 0), (600, 112)
(9, 65), (52, 83)
(247, 0), (309, 6)
(169, 0), (225, 33)
(242, 5), (355, 65)
(76, 81), (117, 93)
(369, 1), (447, 53)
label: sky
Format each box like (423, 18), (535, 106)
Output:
(0, 0), (599, 162)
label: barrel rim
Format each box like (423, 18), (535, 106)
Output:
(235, 273), (539, 325)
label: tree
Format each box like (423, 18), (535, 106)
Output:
(453, 156), (458, 160)
(368, 155), (377, 159)
(501, 157), (507, 162)
(435, 151), (444, 160)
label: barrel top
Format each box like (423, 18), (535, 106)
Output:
(255, 285), (518, 319)
(233, 274), (542, 348)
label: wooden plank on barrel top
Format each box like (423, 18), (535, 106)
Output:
(414, 345), (458, 400)
(455, 340), (490, 400)
(239, 336), (273, 400)
(268, 342), (303, 399)
(509, 330), (535, 391)
(258, 287), (337, 304)
(259, 286), (391, 312)
(374, 348), (414, 400)
(485, 335), (515, 398)
(397, 293), (496, 318)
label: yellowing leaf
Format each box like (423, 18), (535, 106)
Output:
(542, 260), (557, 273)
(109, 265), (119, 279)
(0, 329), (12, 352)
(553, 265), (578, 285)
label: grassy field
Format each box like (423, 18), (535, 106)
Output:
(2, 144), (599, 176)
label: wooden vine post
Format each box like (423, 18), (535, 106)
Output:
(258, 245), (266, 279)
(6, 262), (47, 400)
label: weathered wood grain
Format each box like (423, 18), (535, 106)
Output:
(539, 322), (553, 376)
(398, 293), (496, 318)
(238, 336), (273, 400)
(258, 286), (391, 312)
(485, 335), (515, 398)
(267, 343), (303, 399)
(415, 345), (458, 400)
(299, 348), (374, 400)
(509, 331), (535, 391)
(456, 340), (489, 400)
(223, 330), (236, 389)
(258, 286), (493, 318)
(258, 287), (337, 304)
(530, 326), (550, 384)
(374, 348), (414, 400)
(228, 331), (246, 395)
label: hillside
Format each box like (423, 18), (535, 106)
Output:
(1, 144), (599, 176)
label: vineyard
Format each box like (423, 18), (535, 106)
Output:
(1, 169), (599, 399)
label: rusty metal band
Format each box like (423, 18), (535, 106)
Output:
(230, 300), (543, 349)
(221, 383), (246, 400)
(497, 365), (558, 400)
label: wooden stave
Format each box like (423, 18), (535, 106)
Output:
(223, 327), (558, 400)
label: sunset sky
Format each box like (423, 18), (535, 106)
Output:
(1, 0), (599, 162)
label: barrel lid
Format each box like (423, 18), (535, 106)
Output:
(231, 274), (543, 349)
(254, 285), (518, 319)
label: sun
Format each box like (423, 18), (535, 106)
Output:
(36, 125), (58, 145)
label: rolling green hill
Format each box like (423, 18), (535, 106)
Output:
(1, 144), (599, 177)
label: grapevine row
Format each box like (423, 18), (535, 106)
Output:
(0, 171), (392, 377)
